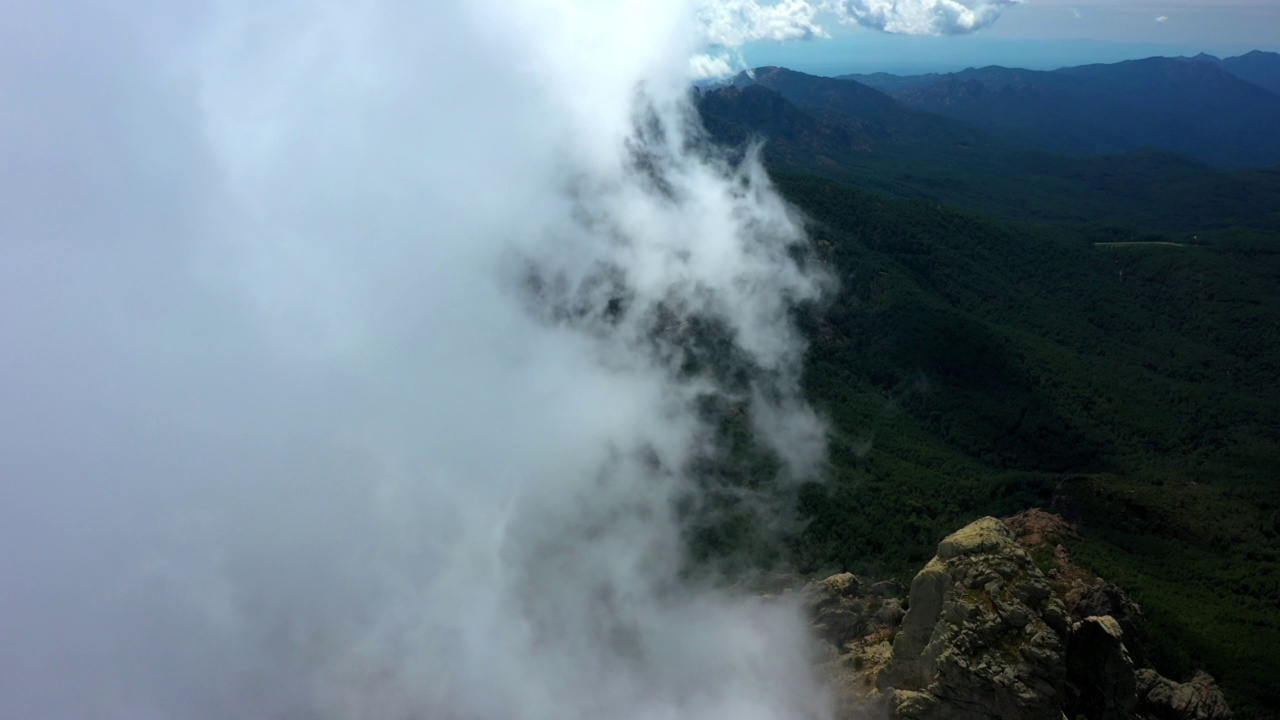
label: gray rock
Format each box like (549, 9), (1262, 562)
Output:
(1137, 669), (1233, 720)
(877, 517), (1068, 720)
(806, 573), (870, 649)
(875, 598), (906, 627)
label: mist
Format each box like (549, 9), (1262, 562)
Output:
(1, 1), (836, 718)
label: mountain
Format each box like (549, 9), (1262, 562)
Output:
(834, 70), (941, 94)
(697, 83), (868, 164)
(1175, 51), (1280, 96)
(880, 65), (1113, 157)
(745, 66), (957, 133)
(705, 66), (992, 155)
(697, 70), (1280, 233)
(842, 56), (1280, 167)
(697, 69), (1015, 207)
(1222, 50), (1280, 97)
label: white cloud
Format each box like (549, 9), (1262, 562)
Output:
(689, 0), (1027, 79)
(0, 1), (831, 718)
(827, 0), (1026, 35)
(1156, 14), (1169, 21)
(699, 0), (828, 46)
(691, 49), (740, 78)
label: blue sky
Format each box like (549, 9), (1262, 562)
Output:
(742, 1), (1280, 75)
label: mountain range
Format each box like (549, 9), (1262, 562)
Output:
(697, 61), (1280, 233)
(836, 52), (1280, 167)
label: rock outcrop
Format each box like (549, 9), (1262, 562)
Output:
(802, 512), (1234, 720)
(1136, 670), (1234, 720)
(876, 517), (1069, 720)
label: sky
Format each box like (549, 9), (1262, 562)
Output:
(742, 0), (1280, 74)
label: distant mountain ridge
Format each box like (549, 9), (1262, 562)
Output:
(1173, 50), (1280, 96)
(839, 52), (1280, 167)
(845, 50), (1280, 97)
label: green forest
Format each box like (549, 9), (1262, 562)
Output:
(729, 170), (1280, 717)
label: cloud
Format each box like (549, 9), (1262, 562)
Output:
(0, 1), (830, 719)
(693, 0), (828, 77)
(1155, 14), (1169, 21)
(827, 0), (1025, 34)
(690, 49), (741, 79)
(699, 0), (828, 46)
(689, 0), (1026, 79)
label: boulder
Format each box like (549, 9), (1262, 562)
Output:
(1137, 670), (1233, 720)
(806, 571), (906, 651)
(877, 517), (1070, 720)
(806, 573), (867, 648)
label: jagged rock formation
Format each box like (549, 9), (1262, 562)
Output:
(802, 512), (1233, 720)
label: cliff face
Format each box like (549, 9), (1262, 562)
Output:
(802, 512), (1233, 720)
